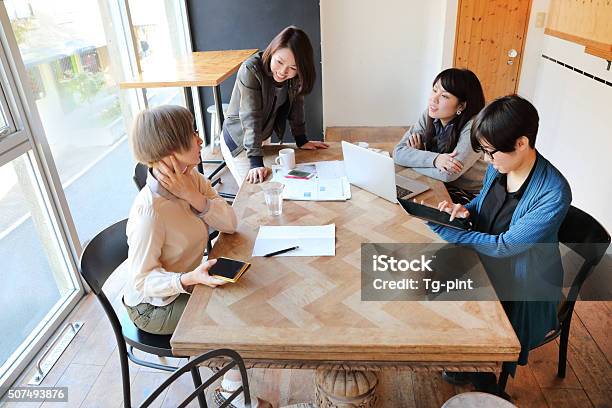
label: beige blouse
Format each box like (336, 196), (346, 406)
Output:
(123, 169), (237, 307)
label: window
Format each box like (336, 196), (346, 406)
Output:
(0, 0), (195, 392)
(128, 0), (190, 108)
(0, 153), (79, 383)
(5, 0), (139, 244)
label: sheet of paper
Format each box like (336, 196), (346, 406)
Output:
(313, 160), (346, 179)
(277, 177), (350, 201)
(271, 165), (351, 201)
(252, 224), (336, 257)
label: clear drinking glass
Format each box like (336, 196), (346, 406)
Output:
(262, 182), (284, 216)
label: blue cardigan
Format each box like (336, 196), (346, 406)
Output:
(431, 152), (572, 256)
(430, 152), (572, 368)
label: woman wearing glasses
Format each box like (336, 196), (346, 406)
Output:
(393, 68), (486, 204)
(221, 25), (328, 185)
(432, 95), (572, 390)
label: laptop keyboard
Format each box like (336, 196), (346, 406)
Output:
(396, 185), (413, 199)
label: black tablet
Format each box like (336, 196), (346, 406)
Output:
(398, 199), (472, 230)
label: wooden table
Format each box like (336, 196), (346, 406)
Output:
(120, 49), (257, 167)
(172, 143), (520, 407)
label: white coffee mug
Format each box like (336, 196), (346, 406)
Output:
(275, 148), (296, 170)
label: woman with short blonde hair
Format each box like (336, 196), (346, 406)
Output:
(125, 105), (271, 408)
(125, 104), (237, 335)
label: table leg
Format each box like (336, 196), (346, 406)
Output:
(314, 369), (378, 408)
(213, 85), (225, 128)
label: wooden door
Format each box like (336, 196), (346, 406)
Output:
(454, 0), (532, 100)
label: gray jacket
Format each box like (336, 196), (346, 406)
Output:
(223, 52), (307, 168)
(392, 110), (486, 192)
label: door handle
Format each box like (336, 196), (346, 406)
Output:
(508, 49), (518, 58)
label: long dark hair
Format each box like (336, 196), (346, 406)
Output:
(262, 26), (315, 96)
(422, 68), (485, 153)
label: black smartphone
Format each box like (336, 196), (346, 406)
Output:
(209, 257), (251, 283)
(286, 169), (314, 179)
(398, 199), (472, 230)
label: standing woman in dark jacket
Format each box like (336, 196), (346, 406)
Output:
(221, 26), (328, 185)
(393, 68), (486, 204)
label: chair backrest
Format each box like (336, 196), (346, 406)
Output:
(79, 219), (133, 406)
(558, 206), (610, 308)
(80, 219), (129, 295)
(559, 206), (610, 264)
(139, 348), (252, 408)
(134, 163), (148, 191)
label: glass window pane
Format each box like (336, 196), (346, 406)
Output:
(0, 86), (12, 136)
(129, 0), (187, 107)
(0, 110), (8, 135)
(0, 153), (78, 372)
(5, 0), (138, 243)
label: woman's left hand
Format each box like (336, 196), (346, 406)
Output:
(155, 156), (201, 205)
(299, 140), (329, 150)
(406, 133), (424, 149)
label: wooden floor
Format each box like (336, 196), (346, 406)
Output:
(3, 136), (610, 408)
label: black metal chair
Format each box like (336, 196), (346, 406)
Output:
(498, 205), (610, 394)
(79, 219), (214, 407)
(140, 348), (251, 408)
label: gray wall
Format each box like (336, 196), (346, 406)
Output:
(186, 0), (323, 143)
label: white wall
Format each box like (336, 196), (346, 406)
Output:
(526, 36), (612, 230)
(320, 0), (448, 127)
(518, 2), (612, 229)
(517, 0), (550, 100)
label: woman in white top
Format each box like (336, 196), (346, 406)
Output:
(125, 105), (270, 408)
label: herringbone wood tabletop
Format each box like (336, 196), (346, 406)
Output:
(172, 143), (520, 369)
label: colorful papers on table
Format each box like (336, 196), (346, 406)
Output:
(271, 161), (351, 201)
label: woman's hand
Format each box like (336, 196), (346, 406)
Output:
(299, 140), (329, 150)
(406, 133), (424, 149)
(437, 200), (470, 221)
(154, 156), (205, 210)
(181, 259), (227, 289)
(434, 150), (463, 174)
(246, 167), (271, 184)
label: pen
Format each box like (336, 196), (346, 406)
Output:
(263, 246), (299, 257)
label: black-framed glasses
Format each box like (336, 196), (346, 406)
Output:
(479, 146), (499, 160)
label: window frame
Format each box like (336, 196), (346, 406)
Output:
(0, 4), (85, 395)
(0, 0), (198, 394)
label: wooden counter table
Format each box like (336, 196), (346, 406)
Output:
(171, 143), (520, 407)
(120, 49), (257, 178)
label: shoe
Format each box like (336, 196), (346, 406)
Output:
(442, 371), (471, 385)
(213, 387), (272, 408)
(470, 372), (499, 394)
(213, 388), (239, 408)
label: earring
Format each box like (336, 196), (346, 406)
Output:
(456, 110), (462, 115)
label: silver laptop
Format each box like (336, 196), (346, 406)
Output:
(341, 141), (429, 203)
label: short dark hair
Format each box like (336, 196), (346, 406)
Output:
(262, 26), (315, 95)
(423, 68), (485, 153)
(471, 95), (539, 153)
